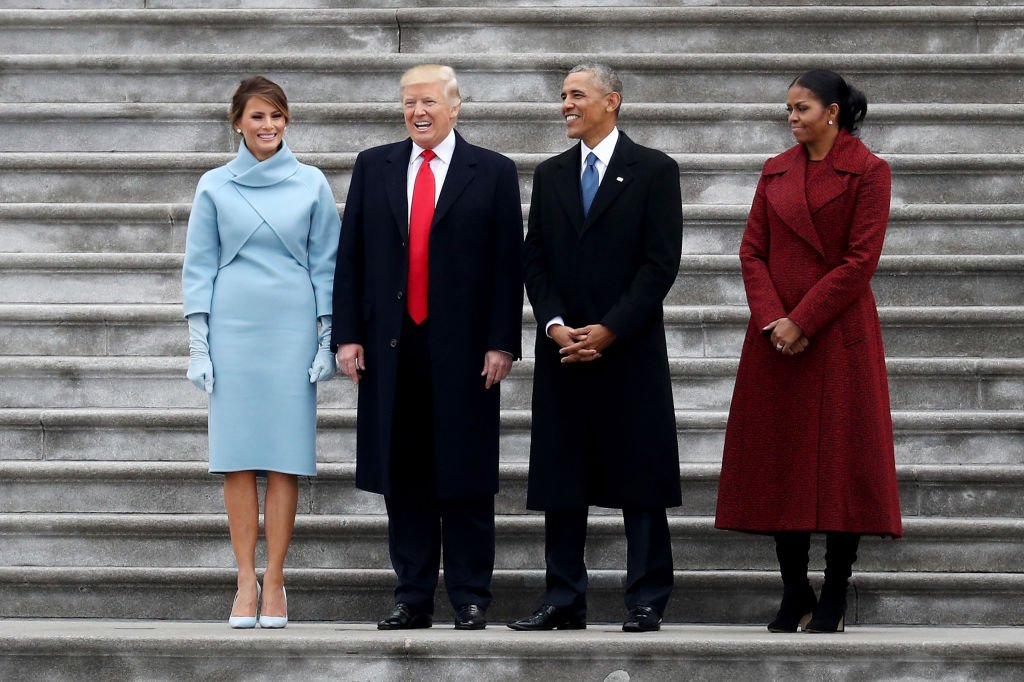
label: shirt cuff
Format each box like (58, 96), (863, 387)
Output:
(545, 316), (565, 338)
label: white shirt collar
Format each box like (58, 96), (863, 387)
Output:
(580, 126), (619, 172)
(411, 128), (457, 166)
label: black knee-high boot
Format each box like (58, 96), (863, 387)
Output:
(805, 532), (860, 633)
(767, 532), (816, 633)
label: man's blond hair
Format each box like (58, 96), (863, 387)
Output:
(400, 64), (462, 105)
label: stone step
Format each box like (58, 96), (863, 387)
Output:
(2, 513), (1022, 574)
(2, 53), (1022, 104)
(0, 566), (1020, 625)
(1, 356), (1021, 412)
(12, 0), (1024, 7)
(2, 152), (1021, 206)
(2, 251), (1020, 306)
(2, 304), (1022, 359)
(5, 102), (1024, 155)
(0, 9), (399, 55)
(3, 202), (1023, 257)
(2, 8), (1021, 56)
(1, 621), (1021, 682)
(4, 461), (1024, 519)
(3, 407), (1020, 466)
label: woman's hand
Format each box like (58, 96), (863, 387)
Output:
(763, 317), (810, 356)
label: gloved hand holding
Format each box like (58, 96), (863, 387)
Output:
(309, 315), (337, 383)
(186, 313), (214, 393)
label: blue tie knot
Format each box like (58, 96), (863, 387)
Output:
(586, 152), (598, 168)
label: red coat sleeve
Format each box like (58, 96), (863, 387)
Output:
(739, 170), (788, 329)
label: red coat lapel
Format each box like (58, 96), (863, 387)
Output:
(763, 144), (825, 257)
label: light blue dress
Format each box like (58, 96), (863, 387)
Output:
(182, 141), (340, 475)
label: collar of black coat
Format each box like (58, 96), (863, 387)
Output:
(227, 139), (300, 187)
(762, 129), (872, 177)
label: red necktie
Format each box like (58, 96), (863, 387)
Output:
(407, 149), (436, 324)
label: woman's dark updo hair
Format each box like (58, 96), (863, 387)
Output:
(790, 69), (867, 135)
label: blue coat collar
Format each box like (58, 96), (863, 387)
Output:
(227, 140), (300, 187)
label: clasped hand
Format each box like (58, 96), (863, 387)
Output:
(763, 317), (810, 356)
(553, 323), (616, 363)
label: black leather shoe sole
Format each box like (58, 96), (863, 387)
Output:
(377, 614), (432, 630)
(506, 619), (586, 631)
(622, 621), (661, 632)
(454, 619), (487, 631)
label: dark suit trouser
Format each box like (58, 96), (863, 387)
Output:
(544, 507), (673, 616)
(385, 314), (495, 615)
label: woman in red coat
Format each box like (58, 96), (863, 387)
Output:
(715, 69), (903, 633)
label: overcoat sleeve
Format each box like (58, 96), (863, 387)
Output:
(487, 157), (525, 359)
(739, 170), (788, 329)
(523, 165), (567, 329)
(788, 158), (891, 337)
(600, 155), (682, 340)
(331, 152), (366, 348)
(181, 177), (220, 318)
(307, 170), (341, 318)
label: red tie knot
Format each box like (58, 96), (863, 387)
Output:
(421, 149), (436, 163)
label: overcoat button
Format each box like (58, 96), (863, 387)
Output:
(396, 291), (403, 300)
(389, 339), (398, 348)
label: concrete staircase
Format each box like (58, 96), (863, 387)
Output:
(1, 3), (1022, 679)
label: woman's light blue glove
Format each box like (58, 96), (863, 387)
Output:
(309, 315), (337, 383)
(186, 313), (214, 394)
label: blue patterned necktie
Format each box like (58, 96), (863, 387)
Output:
(581, 152), (599, 216)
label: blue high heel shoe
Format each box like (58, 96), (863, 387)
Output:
(259, 586), (288, 629)
(228, 582), (261, 629)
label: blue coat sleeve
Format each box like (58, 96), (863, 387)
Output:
(182, 178), (220, 317)
(308, 170), (341, 317)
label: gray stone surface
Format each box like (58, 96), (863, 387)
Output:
(1, 620), (1022, 682)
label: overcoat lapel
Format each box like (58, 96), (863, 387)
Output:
(764, 146), (825, 257)
(552, 145), (585, 233)
(582, 133), (635, 231)
(432, 131), (476, 230)
(384, 140), (412, 241)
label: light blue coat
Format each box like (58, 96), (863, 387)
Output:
(182, 141), (340, 476)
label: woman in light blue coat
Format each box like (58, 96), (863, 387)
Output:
(182, 76), (340, 629)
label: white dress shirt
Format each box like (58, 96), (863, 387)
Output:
(546, 127), (620, 337)
(407, 127), (457, 221)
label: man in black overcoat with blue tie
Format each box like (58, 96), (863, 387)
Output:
(332, 64), (523, 630)
(509, 63), (683, 633)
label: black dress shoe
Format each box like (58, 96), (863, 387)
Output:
(454, 604), (487, 630)
(507, 604), (586, 631)
(377, 603), (432, 630)
(622, 605), (662, 632)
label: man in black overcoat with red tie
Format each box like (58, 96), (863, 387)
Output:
(332, 64), (523, 630)
(509, 63), (683, 633)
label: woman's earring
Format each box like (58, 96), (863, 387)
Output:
(828, 120), (834, 126)
(235, 129), (242, 134)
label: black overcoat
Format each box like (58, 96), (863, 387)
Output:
(523, 132), (682, 510)
(332, 131), (523, 499)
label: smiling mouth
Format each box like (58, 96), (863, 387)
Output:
(565, 114), (580, 122)
(414, 121), (431, 131)
(257, 133), (277, 141)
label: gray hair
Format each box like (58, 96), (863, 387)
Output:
(568, 63), (623, 111)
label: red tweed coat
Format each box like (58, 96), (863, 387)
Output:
(715, 130), (903, 537)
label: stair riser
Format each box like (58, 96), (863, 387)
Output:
(3, 268), (1019, 306)
(3, 213), (1022, 257)
(5, 476), (1022, 518)
(1, 368), (1019, 411)
(7, 119), (1024, 156)
(7, 419), (1020, 465)
(2, 165), (1021, 206)
(3, 527), (1020, 573)
(3, 318), (1022, 359)
(5, 67), (1022, 105)
(0, 574), (1019, 625)
(0, 24), (397, 56)
(1, 15), (1019, 56)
